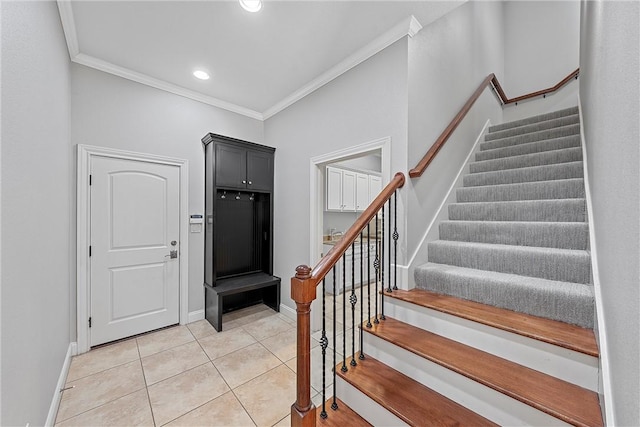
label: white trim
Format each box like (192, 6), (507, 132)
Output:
(279, 303), (297, 323)
(406, 119), (491, 269)
(263, 15), (422, 119)
(577, 96), (614, 426)
(188, 310), (205, 324)
(45, 342), (77, 427)
(76, 145), (189, 354)
(56, 0), (79, 58)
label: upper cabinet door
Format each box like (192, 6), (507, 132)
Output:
(326, 167), (343, 211)
(355, 173), (369, 211)
(215, 143), (246, 189)
(369, 175), (382, 205)
(341, 170), (357, 211)
(246, 150), (274, 192)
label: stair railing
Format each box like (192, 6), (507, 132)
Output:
(291, 171), (405, 426)
(409, 68), (579, 178)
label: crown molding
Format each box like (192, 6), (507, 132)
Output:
(56, 0), (423, 122)
(262, 15), (423, 120)
(72, 53), (264, 120)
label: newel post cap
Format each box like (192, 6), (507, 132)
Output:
(295, 265), (312, 279)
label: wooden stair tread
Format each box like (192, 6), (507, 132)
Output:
(386, 288), (598, 357)
(316, 398), (371, 427)
(337, 356), (498, 426)
(366, 317), (603, 427)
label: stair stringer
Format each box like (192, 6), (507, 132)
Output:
(406, 119), (491, 289)
(360, 332), (569, 426)
(384, 296), (598, 391)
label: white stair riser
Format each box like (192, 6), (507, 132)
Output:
(363, 333), (571, 426)
(335, 376), (408, 427)
(385, 298), (598, 391)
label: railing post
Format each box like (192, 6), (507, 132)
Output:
(291, 265), (317, 427)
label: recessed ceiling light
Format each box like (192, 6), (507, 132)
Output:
(239, 0), (262, 13)
(193, 70), (210, 80)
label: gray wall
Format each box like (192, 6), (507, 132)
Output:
(71, 65), (264, 315)
(264, 38), (409, 311)
(406, 1), (505, 276)
(579, 1), (639, 425)
(502, 1), (581, 122)
(1, 2), (72, 425)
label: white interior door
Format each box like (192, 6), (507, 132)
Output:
(90, 156), (180, 346)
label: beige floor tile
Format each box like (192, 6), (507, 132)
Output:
(186, 319), (217, 340)
(55, 389), (153, 427)
(198, 328), (256, 360)
(56, 360), (146, 423)
(260, 329), (297, 362)
(285, 357), (296, 373)
(277, 312), (296, 325)
(165, 391), (256, 427)
(136, 326), (195, 358)
(66, 339), (139, 383)
(242, 315), (294, 341)
(141, 341), (209, 385)
(147, 363), (229, 426)
(272, 414), (290, 427)
(213, 342), (281, 389)
(234, 364), (296, 427)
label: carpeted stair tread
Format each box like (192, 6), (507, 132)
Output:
(414, 263), (594, 327)
(476, 135), (581, 162)
(457, 178), (585, 202)
(485, 114), (579, 142)
(464, 161), (584, 187)
(316, 398), (371, 427)
(488, 106), (578, 133)
(364, 317), (602, 426)
(336, 355), (498, 426)
(481, 123), (580, 151)
(439, 220), (589, 250)
(470, 147), (583, 174)
(384, 289), (598, 356)
(427, 240), (591, 283)
(448, 199), (586, 222)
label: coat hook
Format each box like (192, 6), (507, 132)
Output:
(221, 191), (226, 199)
(249, 193), (255, 201)
(236, 192), (241, 200)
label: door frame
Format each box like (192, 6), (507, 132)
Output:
(308, 136), (391, 331)
(76, 144), (189, 354)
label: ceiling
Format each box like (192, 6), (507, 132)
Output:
(59, 1), (465, 120)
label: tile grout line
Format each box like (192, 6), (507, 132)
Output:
(136, 337), (158, 427)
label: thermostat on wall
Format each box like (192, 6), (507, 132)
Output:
(190, 214), (203, 233)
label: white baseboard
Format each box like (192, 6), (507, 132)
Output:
(46, 342), (77, 427)
(279, 303), (297, 322)
(187, 309), (205, 324)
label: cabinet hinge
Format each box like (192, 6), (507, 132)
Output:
(89, 246), (92, 257)
(88, 317), (92, 328)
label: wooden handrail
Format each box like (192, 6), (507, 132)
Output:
(290, 171), (405, 427)
(409, 68), (579, 178)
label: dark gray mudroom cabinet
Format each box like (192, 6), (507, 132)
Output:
(202, 133), (280, 331)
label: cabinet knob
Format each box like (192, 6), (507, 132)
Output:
(242, 180), (247, 184)
(248, 181), (252, 185)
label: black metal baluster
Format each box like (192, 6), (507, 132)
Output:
(380, 204), (386, 320)
(350, 242), (357, 367)
(367, 222), (372, 329)
(331, 267), (338, 411)
(393, 191), (399, 291)
(387, 200), (392, 293)
(341, 255), (347, 373)
(359, 232), (364, 360)
(374, 213), (380, 324)
(320, 278), (328, 419)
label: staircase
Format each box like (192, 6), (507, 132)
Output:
(321, 107), (603, 426)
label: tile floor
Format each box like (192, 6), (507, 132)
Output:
(55, 286), (380, 426)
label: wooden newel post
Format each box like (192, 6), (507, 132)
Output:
(291, 265), (317, 427)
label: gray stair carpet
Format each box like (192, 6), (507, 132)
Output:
(416, 107), (594, 328)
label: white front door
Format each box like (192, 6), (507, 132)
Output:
(90, 156), (180, 346)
